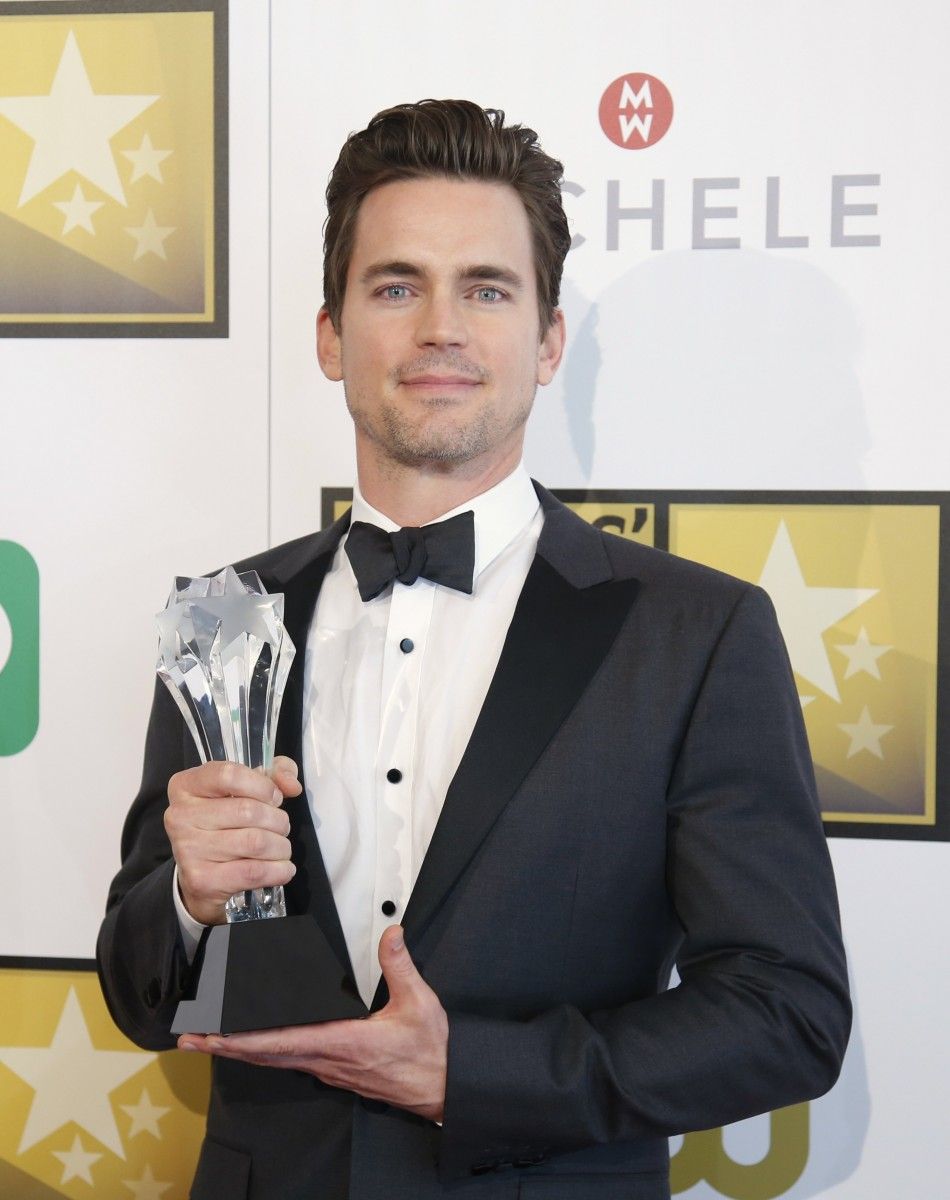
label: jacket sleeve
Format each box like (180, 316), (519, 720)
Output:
(438, 585), (852, 1181)
(96, 679), (201, 1051)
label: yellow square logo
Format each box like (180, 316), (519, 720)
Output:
(0, 967), (209, 1194)
(559, 488), (947, 838)
(671, 503), (939, 827)
(0, 1), (226, 334)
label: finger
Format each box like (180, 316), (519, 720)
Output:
(179, 1037), (309, 1073)
(191, 825), (293, 864)
(181, 1020), (361, 1061)
(378, 925), (425, 1000)
(180, 855), (296, 902)
(177, 1034), (282, 1065)
(173, 796), (291, 836)
(172, 761), (285, 806)
(177, 1035), (210, 1054)
(209, 1028), (313, 1058)
(221, 1019), (365, 1058)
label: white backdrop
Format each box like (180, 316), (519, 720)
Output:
(1, 2), (947, 1196)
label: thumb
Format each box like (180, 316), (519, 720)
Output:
(378, 925), (422, 999)
(270, 756), (302, 797)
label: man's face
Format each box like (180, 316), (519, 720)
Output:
(317, 176), (564, 477)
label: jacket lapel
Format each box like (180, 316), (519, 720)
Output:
(385, 491), (640, 1006)
(258, 513), (355, 981)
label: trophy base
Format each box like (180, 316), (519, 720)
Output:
(171, 915), (367, 1035)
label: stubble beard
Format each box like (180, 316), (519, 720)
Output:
(344, 364), (535, 471)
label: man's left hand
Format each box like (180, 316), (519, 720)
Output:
(177, 926), (448, 1123)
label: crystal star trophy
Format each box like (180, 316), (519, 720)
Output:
(157, 567), (366, 1034)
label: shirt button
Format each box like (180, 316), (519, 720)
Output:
(386, 768), (402, 784)
(399, 637), (414, 654)
(381, 900), (397, 916)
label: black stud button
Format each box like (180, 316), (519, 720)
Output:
(381, 900), (397, 916)
(399, 637), (414, 654)
(386, 768), (402, 784)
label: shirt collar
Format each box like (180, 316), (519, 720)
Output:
(349, 463), (540, 582)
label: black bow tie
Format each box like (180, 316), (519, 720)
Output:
(344, 510), (476, 602)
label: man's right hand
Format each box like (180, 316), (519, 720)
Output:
(164, 757), (303, 926)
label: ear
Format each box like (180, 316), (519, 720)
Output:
(316, 307), (343, 381)
(537, 308), (566, 386)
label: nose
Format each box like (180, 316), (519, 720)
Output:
(414, 290), (467, 348)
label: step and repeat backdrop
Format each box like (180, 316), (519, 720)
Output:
(1, 0), (947, 1196)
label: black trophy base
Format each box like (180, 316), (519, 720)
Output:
(171, 914), (367, 1035)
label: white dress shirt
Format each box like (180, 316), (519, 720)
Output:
(175, 465), (542, 1007)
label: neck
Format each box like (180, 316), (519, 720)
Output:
(355, 443), (523, 526)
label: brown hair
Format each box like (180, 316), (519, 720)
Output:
(322, 99), (571, 332)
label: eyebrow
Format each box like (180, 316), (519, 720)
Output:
(359, 261), (423, 284)
(359, 261), (525, 291)
(461, 264), (525, 291)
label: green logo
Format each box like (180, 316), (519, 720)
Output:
(0, 541), (39, 756)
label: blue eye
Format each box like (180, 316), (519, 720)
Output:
(476, 287), (502, 302)
(383, 284), (409, 300)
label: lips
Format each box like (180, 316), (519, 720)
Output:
(401, 375), (480, 386)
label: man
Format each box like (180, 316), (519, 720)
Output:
(97, 100), (851, 1200)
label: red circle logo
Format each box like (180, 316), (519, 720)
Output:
(598, 73), (674, 149)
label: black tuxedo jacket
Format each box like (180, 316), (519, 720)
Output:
(97, 486), (850, 1200)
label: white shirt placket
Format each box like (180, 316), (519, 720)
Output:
(368, 579), (435, 987)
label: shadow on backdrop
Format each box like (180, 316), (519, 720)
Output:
(527, 248), (870, 489)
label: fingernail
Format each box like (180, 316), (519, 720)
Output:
(180, 1043), (196, 1052)
(272, 788), (282, 804)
